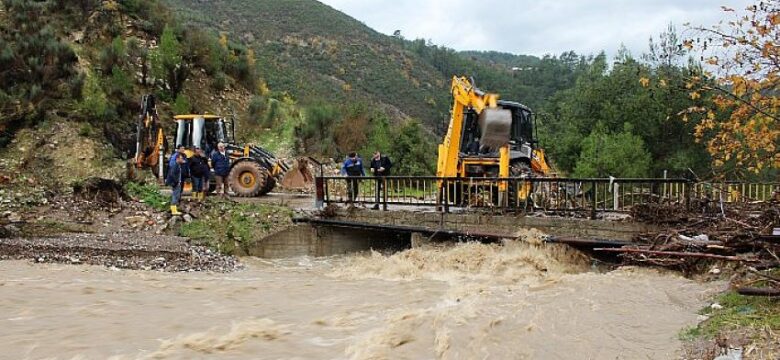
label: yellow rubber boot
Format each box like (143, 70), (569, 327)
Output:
(170, 205), (182, 215)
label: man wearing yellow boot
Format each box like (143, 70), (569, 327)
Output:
(189, 147), (210, 202)
(165, 146), (186, 215)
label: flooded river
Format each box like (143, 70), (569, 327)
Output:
(1, 240), (714, 359)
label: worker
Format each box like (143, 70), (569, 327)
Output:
(189, 147), (210, 201)
(165, 152), (186, 215)
(340, 152), (364, 203)
(168, 145), (184, 169)
(210, 142), (230, 197)
(369, 150), (392, 210)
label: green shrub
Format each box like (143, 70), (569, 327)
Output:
(172, 93), (191, 114)
(212, 71), (227, 91)
(125, 182), (169, 211)
(247, 95), (265, 123)
(80, 73), (108, 119)
(78, 123), (94, 137)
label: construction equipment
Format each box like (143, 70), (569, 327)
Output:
(436, 76), (551, 206)
(131, 95), (314, 196)
(131, 94), (167, 179)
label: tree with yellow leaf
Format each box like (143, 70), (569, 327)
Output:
(683, 1), (780, 173)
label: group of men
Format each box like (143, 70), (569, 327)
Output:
(164, 142), (231, 215)
(341, 151), (393, 210)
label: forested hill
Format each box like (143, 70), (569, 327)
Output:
(163, 0), (455, 126)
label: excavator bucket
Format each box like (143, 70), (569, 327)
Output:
(280, 157), (315, 189)
(478, 108), (512, 150)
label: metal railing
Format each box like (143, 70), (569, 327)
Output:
(693, 182), (779, 203)
(315, 176), (709, 215)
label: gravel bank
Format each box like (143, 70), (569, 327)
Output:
(0, 233), (241, 272)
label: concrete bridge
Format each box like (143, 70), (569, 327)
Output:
(246, 195), (659, 258)
(242, 177), (777, 258)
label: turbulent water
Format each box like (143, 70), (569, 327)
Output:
(1, 237), (714, 360)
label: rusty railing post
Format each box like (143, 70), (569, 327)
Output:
(590, 180), (597, 220)
(315, 176), (325, 209)
(443, 178), (450, 213)
(382, 177), (388, 211)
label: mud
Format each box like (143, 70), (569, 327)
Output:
(0, 239), (715, 359)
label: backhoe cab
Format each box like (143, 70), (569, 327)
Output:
(437, 76), (551, 206)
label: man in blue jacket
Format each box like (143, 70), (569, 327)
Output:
(210, 142), (231, 197)
(341, 152), (364, 202)
(165, 153), (186, 215)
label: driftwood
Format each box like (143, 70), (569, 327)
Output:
(736, 287), (780, 297)
(593, 248), (757, 262)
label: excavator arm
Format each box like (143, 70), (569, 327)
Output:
(437, 77), (509, 178)
(131, 94), (167, 179)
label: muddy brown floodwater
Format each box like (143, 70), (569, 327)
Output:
(1, 238), (716, 360)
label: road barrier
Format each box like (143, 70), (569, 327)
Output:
(315, 176), (778, 215)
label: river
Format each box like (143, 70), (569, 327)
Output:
(0, 239), (714, 359)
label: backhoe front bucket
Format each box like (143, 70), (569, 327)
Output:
(478, 108), (512, 150)
(280, 158), (315, 189)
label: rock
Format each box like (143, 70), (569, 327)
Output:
(710, 303), (723, 310)
(125, 216), (147, 227)
(182, 214), (193, 223)
(7, 212), (22, 223)
(169, 216), (179, 227)
(713, 348), (743, 360)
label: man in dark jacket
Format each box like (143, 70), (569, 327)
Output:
(340, 152), (364, 202)
(369, 151), (392, 209)
(210, 142), (231, 197)
(165, 153), (186, 215)
(189, 147), (210, 201)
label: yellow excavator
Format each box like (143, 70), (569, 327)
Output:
(131, 94), (314, 196)
(437, 76), (551, 206)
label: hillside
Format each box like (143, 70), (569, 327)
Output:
(164, 0), (453, 126)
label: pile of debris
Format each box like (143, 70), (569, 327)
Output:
(597, 201), (780, 296)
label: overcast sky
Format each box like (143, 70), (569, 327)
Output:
(318, 0), (753, 58)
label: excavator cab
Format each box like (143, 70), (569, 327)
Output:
(173, 114), (233, 157)
(458, 101), (539, 177)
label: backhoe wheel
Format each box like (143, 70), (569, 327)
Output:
(228, 161), (268, 197)
(258, 176), (276, 196)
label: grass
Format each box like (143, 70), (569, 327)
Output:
(680, 290), (780, 340)
(125, 182), (169, 212)
(179, 200), (293, 255)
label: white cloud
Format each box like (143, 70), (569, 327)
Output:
(319, 0), (753, 57)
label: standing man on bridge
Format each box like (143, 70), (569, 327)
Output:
(341, 152), (364, 203)
(370, 150), (392, 210)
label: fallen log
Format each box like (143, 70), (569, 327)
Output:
(593, 247), (759, 262)
(736, 287), (780, 297)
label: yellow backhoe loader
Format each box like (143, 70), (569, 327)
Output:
(131, 95), (313, 196)
(437, 76), (551, 206)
